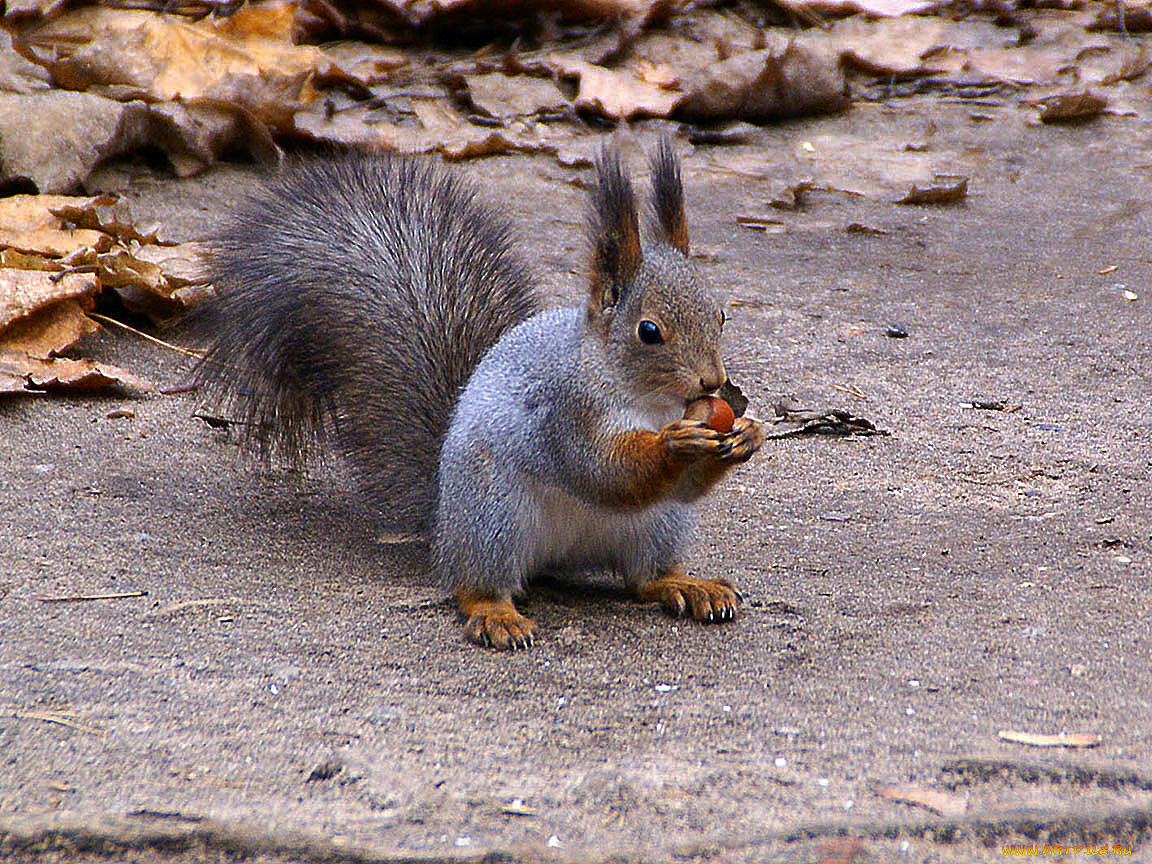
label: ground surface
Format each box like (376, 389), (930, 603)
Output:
(2, 95), (1151, 863)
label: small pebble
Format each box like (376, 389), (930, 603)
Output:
(885, 323), (909, 338)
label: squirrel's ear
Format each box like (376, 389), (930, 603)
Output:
(588, 148), (642, 312)
(649, 138), (689, 255)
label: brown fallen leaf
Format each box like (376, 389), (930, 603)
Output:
(677, 42), (849, 122)
(319, 42), (408, 85)
(0, 194), (121, 256)
(23, 8), (354, 131)
(875, 782), (968, 818)
(998, 729), (1102, 748)
(50, 197), (164, 247)
(0, 249), (57, 271)
(896, 176), (968, 205)
(150, 98), (282, 178)
(0, 193), (115, 233)
(769, 178), (815, 210)
(0, 351), (149, 395)
(559, 55), (680, 120)
(0, 269), (97, 331)
(0, 298), (96, 359)
(634, 59), (681, 89)
(1088, 5), (1152, 33)
(463, 72), (568, 119)
(440, 126), (554, 160)
(0, 30), (51, 94)
(830, 17), (967, 79)
(0, 91), (164, 194)
(846, 223), (890, 235)
(133, 242), (207, 291)
(1038, 91), (1107, 124)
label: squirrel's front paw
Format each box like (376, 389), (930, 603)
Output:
(661, 418), (727, 461)
(456, 591), (536, 650)
(637, 572), (742, 623)
(719, 416), (765, 463)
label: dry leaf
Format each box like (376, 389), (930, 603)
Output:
(876, 783), (968, 818)
(1039, 91), (1107, 124)
(0, 298), (96, 359)
(557, 55), (680, 120)
(0, 29), (51, 93)
(320, 42), (408, 85)
(49, 197), (162, 246)
(896, 176), (968, 205)
(0, 269), (97, 330)
(769, 179), (815, 210)
(998, 729), (1102, 748)
(210, 0), (298, 42)
(0, 226), (110, 258)
(677, 43), (849, 122)
(0, 194), (116, 233)
(440, 127), (550, 160)
(133, 242), (206, 289)
(1088, 5), (1152, 33)
(846, 223), (890, 235)
(2, 353), (149, 393)
(635, 59), (681, 89)
(0, 92), (159, 194)
(463, 72), (568, 119)
(23, 8), (350, 131)
(0, 249), (57, 270)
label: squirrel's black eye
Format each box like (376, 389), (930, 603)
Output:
(637, 320), (663, 345)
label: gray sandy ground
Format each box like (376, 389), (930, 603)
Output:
(2, 99), (1150, 862)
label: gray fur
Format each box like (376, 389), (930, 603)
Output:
(434, 307), (694, 597)
(196, 155), (538, 532)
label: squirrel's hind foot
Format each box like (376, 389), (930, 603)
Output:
(637, 568), (742, 623)
(456, 590), (536, 650)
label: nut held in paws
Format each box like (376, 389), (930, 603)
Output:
(684, 397), (735, 434)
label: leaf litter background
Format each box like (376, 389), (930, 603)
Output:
(0, 0), (1146, 392)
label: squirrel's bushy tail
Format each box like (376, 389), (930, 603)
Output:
(195, 154), (538, 533)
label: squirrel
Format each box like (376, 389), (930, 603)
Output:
(196, 141), (766, 650)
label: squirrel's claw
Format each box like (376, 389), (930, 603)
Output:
(458, 593), (536, 650)
(637, 572), (741, 624)
(719, 417), (765, 463)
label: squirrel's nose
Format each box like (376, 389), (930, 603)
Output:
(700, 361), (726, 395)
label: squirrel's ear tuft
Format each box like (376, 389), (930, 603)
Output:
(588, 147), (642, 312)
(649, 138), (689, 255)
